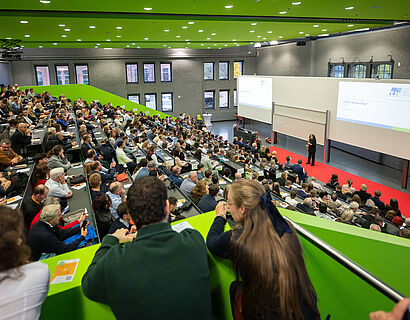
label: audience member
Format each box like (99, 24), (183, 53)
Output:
(20, 184), (49, 230)
(198, 185), (219, 213)
(353, 184), (371, 204)
(108, 202), (135, 234)
(342, 179), (355, 195)
(106, 181), (126, 219)
(45, 167), (73, 198)
(180, 171), (198, 195)
(285, 189), (299, 207)
(370, 190), (385, 211)
(293, 159), (308, 183)
(190, 180), (208, 205)
(297, 197), (315, 215)
(47, 145), (71, 171)
(92, 194), (113, 238)
(0, 139), (24, 170)
(169, 165), (183, 187)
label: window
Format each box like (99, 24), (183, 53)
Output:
(126, 63), (138, 83)
(329, 64), (345, 78)
(219, 62), (229, 80)
(219, 90), (229, 108)
(349, 64), (367, 78)
(161, 92), (173, 112)
(35, 66), (50, 86)
(75, 65), (89, 84)
(204, 91), (215, 109)
(371, 63), (393, 79)
(204, 62), (214, 80)
(55, 65), (70, 85)
(143, 63), (155, 82)
(234, 61), (243, 79)
(144, 93), (157, 110)
(234, 89), (237, 107)
(128, 94), (140, 104)
(160, 63), (172, 82)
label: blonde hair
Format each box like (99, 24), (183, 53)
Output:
(341, 209), (354, 222)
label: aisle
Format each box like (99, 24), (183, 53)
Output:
(269, 146), (410, 218)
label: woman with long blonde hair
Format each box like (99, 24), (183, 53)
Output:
(207, 180), (319, 320)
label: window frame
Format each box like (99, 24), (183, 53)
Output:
(219, 89), (230, 109)
(125, 63), (139, 84)
(55, 64), (70, 85)
(127, 94), (140, 104)
(74, 64), (90, 85)
(143, 63), (156, 83)
(34, 65), (51, 86)
(328, 63), (347, 78)
(204, 90), (216, 110)
(233, 61), (244, 79)
(233, 89), (238, 107)
(160, 62), (172, 82)
(204, 62), (214, 81)
(347, 63), (369, 78)
(218, 61), (230, 80)
(370, 60), (394, 79)
(161, 92), (174, 112)
(144, 93), (157, 110)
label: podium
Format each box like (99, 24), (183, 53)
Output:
(202, 113), (212, 127)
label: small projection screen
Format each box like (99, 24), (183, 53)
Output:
(238, 76), (273, 124)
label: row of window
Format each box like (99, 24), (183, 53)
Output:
(328, 62), (393, 79)
(126, 63), (172, 83)
(204, 61), (243, 80)
(35, 65), (89, 86)
(127, 89), (238, 112)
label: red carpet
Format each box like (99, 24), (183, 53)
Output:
(269, 146), (410, 218)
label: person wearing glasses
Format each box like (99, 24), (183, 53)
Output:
(0, 139), (23, 170)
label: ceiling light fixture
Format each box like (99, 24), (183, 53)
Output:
(188, 22), (194, 24)
(24, 34), (30, 37)
(104, 48), (113, 50)
(251, 23), (257, 25)
(185, 39), (189, 41)
(20, 20), (29, 24)
(126, 45), (130, 47)
(164, 29), (169, 32)
(348, 24), (354, 27)
(211, 33), (216, 36)
(254, 43), (261, 47)
(267, 31), (272, 33)
(313, 24), (319, 27)
(39, 45), (43, 48)
(144, 7), (152, 10)
(299, 31), (304, 34)
(257, 35), (261, 38)
(322, 29), (327, 31)
(250, 30), (255, 33)
(292, 1), (302, 5)
(355, 27), (370, 32)
(270, 40), (278, 45)
(279, 11), (287, 14)
(53, 42), (57, 45)
(96, 43), (100, 45)
(176, 35), (181, 38)
(232, 39), (236, 41)
(61, 35), (67, 37)
(64, 28), (70, 31)
(137, 46), (140, 48)
(89, 26), (96, 29)
(306, 33), (310, 36)
(6, 37), (12, 40)
(182, 26), (188, 29)
(106, 39), (111, 41)
(206, 37), (211, 40)
(345, 6), (354, 10)
(77, 39), (82, 41)
(144, 38), (149, 40)
(132, 43), (135, 45)
(225, 5), (233, 9)
(198, 30), (204, 32)
(318, 33), (329, 37)
(278, 36), (283, 38)
(40, 0), (51, 3)
(58, 24), (65, 27)
(116, 26), (122, 29)
(187, 42), (190, 44)
(116, 35), (121, 38)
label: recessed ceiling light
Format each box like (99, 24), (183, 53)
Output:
(77, 39), (82, 41)
(225, 5), (233, 9)
(345, 6), (354, 10)
(251, 23), (257, 26)
(58, 24), (65, 27)
(168, 46), (171, 48)
(164, 29), (169, 32)
(106, 39), (111, 41)
(313, 24), (319, 27)
(40, 0), (51, 3)
(187, 42), (190, 44)
(318, 33), (329, 37)
(206, 37), (211, 40)
(6, 37), (12, 40)
(144, 7), (152, 10)
(267, 31), (272, 33)
(137, 46), (140, 48)
(198, 30), (204, 32)
(299, 31), (304, 34)
(355, 27), (370, 32)
(236, 44), (240, 46)
(270, 40), (278, 45)
(163, 44), (167, 47)
(306, 33), (310, 36)
(322, 29), (327, 31)
(278, 36), (283, 38)
(232, 39), (236, 41)
(96, 43), (100, 45)
(207, 47), (210, 49)
(263, 37), (267, 40)
(292, 1), (301, 5)
(348, 24), (354, 27)
(131, 43), (135, 45)
(53, 42), (57, 45)
(20, 20), (29, 24)
(21, 45), (24, 48)
(89, 26), (96, 29)
(116, 26), (122, 29)
(257, 35), (261, 38)
(64, 28), (70, 31)
(61, 35), (67, 37)
(116, 35), (121, 38)
(188, 22), (194, 24)
(250, 30), (255, 33)
(182, 26), (188, 29)
(211, 33), (216, 36)
(185, 39), (189, 41)
(224, 44), (228, 46)
(279, 11), (287, 14)
(213, 44), (217, 46)
(144, 38), (149, 40)
(104, 48), (112, 50)
(176, 35), (181, 38)
(201, 44), (204, 46)
(24, 34), (30, 37)
(218, 47), (221, 49)
(94, 46), (98, 48)
(39, 45), (43, 48)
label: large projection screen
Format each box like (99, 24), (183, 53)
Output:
(238, 76), (272, 124)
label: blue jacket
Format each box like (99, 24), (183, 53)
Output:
(198, 194), (218, 213)
(293, 163), (307, 182)
(169, 174), (183, 187)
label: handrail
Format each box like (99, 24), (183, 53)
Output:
(284, 216), (405, 303)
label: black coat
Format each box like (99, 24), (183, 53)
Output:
(26, 221), (84, 261)
(11, 130), (31, 155)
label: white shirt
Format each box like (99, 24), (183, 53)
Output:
(0, 262), (50, 320)
(285, 197), (299, 207)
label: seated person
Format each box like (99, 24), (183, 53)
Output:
(82, 176), (213, 319)
(132, 158), (149, 181)
(326, 193), (341, 212)
(271, 182), (282, 199)
(327, 174), (339, 189)
(283, 180), (292, 191)
(284, 156), (294, 170)
(353, 184), (371, 204)
(190, 180), (208, 205)
(276, 172), (288, 187)
(203, 169), (213, 185)
(309, 177), (323, 190)
(116, 141), (137, 173)
(314, 202), (332, 220)
(106, 181), (126, 219)
(297, 183), (309, 199)
(0, 139), (23, 170)
(89, 173), (104, 200)
(89, 161), (116, 190)
(0, 207), (50, 319)
(108, 202), (136, 234)
(45, 167), (73, 198)
(285, 189), (299, 207)
(11, 122), (31, 155)
(370, 190), (385, 211)
(297, 197), (315, 215)
(335, 185), (347, 201)
(201, 150), (215, 171)
(32, 163), (50, 187)
(26, 202), (88, 261)
(180, 171), (198, 196)
(342, 179), (355, 195)
(169, 165), (183, 187)
(47, 145), (71, 171)
(198, 184), (219, 213)
(20, 184), (49, 230)
(196, 163), (205, 180)
(293, 160), (308, 183)
(92, 194), (114, 239)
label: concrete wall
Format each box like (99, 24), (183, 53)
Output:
(10, 47), (257, 121)
(0, 62), (11, 86)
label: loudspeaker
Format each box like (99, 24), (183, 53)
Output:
(296, 41), (306, 46)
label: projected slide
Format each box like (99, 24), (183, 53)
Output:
(238, 77), (273, 124)
(337, 81), (410, 133)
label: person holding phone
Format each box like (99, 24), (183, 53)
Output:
(370, 298), (410, 320)
(306, 134), (317, 166)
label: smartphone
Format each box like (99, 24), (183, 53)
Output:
(61, 206), (70, 215)
(81, 220), (87, 231)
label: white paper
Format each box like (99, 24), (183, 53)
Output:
(72, 163), (83, 168)
(123, 183), (132, 189)
(71, 183), (86, 190)
(176, 198), (186, 208)
(6, 195), (22, 204)
(171, 221), (194, 233)
(16, 167), (30, 173)
(31, 138), (40, 143)
(6, 203), (18, 209)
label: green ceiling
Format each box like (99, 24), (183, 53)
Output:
(0, 0), (408, 49)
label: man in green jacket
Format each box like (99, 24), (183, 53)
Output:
(82, 176), (213, 320)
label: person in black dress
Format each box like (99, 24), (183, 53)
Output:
(306, 134), (316, 166)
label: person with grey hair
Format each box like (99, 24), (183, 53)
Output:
(369, 224), (381, 232)
(106, 181), (126, 219)
(296, 197), (315, 215)
(45, 167), (72, 198)
(349, 201), (359, 213)
(26, 202), (88, 261)
(353, 184), (371, 204)
(180, 171), (198, 196)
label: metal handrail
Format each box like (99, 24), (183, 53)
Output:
(284, 216), (405, 303)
